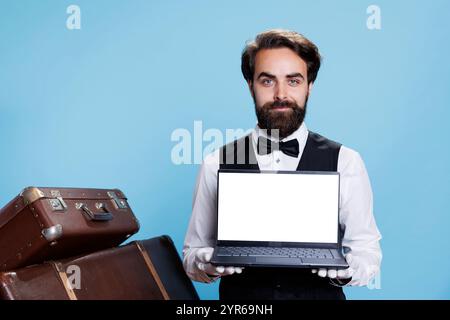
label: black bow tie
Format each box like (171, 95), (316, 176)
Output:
(257, 136), (299, 158)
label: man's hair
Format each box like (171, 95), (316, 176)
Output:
(241, 29), (322, 84)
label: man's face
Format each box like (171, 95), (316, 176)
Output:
(249, 47), (313, 139)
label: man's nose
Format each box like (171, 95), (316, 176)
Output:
(274, 82), (288, 101)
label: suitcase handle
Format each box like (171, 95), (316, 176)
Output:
(77, 202), (113, 221)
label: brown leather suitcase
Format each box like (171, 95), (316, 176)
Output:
(0, 236), (199, 300)
(0, 187), (140, 271)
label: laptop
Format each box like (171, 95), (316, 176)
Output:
(211, 169), (349, 269)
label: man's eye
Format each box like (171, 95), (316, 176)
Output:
(262, 79), (273, 86)
(288, 79), (300, 86)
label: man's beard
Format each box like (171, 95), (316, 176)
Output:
(253, 92), (308, 140)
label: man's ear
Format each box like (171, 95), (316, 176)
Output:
(308, 82), (314, 95)
(247, 80), (254, 98)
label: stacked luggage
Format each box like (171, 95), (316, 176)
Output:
(0, 187), (198, 300)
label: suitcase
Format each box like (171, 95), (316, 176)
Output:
(0, 187), (140, 271)
(0, 236), (199, 300)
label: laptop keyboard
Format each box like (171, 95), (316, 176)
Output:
(216, 246), (333, 259)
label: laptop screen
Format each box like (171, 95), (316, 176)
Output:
(217, 170), (339, 244)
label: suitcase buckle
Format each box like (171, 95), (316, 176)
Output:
(107, 191), (128, 209)
(49, 198), (66, 211)
(49, 190), (68, 211)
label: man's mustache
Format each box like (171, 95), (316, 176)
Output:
(265, 100), (296, 109)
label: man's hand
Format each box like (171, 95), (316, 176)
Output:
(311, 253), (355, 280)
(195, 247), (243, 277)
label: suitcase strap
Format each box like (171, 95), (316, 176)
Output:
(48, 244), (170, 300)
(136, 242), (170, 300)
(52, 262), (78, 300)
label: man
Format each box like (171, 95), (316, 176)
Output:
(183, 29), (382, 300)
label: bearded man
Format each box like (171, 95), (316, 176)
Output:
(183, 29), (382, 300)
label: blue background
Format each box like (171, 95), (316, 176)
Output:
(1, 0), (449, 299)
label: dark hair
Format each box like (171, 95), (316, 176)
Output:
(241, 29), (322, 84)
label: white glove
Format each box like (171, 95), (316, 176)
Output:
(195, 247), (244, 277)
(311, 252), (355, 280)
(311, 251), (380, 286)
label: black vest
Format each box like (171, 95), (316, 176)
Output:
(218, 130), (346, 300)
(219, 131), (341, 171)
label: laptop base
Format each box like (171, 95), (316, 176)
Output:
(211, 247), (349, 269)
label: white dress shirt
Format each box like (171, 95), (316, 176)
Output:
(183, 122), (382, 286)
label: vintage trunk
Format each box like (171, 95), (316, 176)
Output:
(0, 236), (199, 300)
(0, 187), (140, 271)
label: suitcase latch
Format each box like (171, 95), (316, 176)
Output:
(107, 191), (128, 209)
(49, 190), (68, 211)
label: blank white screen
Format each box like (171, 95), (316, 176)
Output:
(217, 171), (339, 244)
